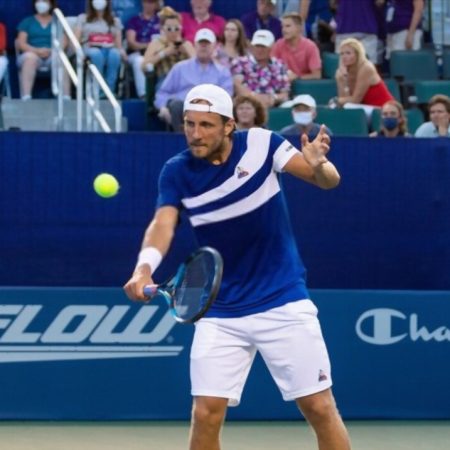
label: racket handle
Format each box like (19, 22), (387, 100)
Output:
(143, 284), (158, 298)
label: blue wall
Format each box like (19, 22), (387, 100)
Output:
(0, 132), (449, 290)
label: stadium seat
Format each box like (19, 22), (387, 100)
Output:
(443, 50), (450, 80)
(322, 52), (339, 79)
(291, 79), (337, 105)
(371, 108), (424, 134)
(389, 50), (438, 82)
(316, 107), (368, 136)
(267, 107), (292, 131)
(414, 80), (450, 104)
(383, 78), (401, 102)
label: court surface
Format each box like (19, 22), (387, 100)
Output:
(0, 420), (449, 450)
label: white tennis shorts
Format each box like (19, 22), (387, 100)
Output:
(190, 299), (332, 406)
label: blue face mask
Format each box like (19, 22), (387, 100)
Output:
(382, 117), (399, 131)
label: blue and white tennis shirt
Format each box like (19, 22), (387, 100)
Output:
(157, 128), (310, 318)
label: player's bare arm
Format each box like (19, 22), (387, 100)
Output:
(124, 206), (179, 301)
(283, 125), (341, 189)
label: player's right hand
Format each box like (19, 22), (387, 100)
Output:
(123, 264), (153, 302)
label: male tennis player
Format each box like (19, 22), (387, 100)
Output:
(124, 83), (351, 450)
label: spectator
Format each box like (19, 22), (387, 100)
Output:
(415, 95), (450, 138)
(333, 0), (384, 64)
(181, 0), (226, 43)
(231, 30), (290, 109)
(241, 0), (282, 41)
(142, 7), (195, 90)
(126, 0), (161, 99)
(0, 22), (8, 87)
(280, 94), (332, 138)
(233, 94), (267, 129)
(370, 100), (410, 137)
(75, 0), (126, 94)
(17, 0), (70, 100)
(154, 28), (233, 132)
(385, 0), (424, 59)
(334, 38), (393, 112)
(215, 19), (249, 68)
(272, 12), (321, 81)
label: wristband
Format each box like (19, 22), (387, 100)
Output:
(136, 247), (162, 273)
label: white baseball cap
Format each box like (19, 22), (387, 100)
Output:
(184, 84), (234, 119)
(194, 28), (216, 44)
(290, 94), (317, 108)
(251, 29), (275, 47)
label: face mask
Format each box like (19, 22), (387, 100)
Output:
(293, 111), (313, 126)
(382, 117), (399, 131)
(92, 0), (107, 11)
(35, 1), (50, 14)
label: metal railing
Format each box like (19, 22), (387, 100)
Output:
(51, 8), (122, 133)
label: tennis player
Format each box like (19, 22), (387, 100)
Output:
(124, 83), (351, 450)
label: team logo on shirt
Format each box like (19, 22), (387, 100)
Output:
(318, 369), (328, 382)
(236, 166), (249, 178)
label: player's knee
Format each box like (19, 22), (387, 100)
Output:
(296, 390), (338, 425)
(191, 398), (226, 428)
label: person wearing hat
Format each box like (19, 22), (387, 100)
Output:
(125, 83), (350, 450)
(241, 0), (282, 40)
(280, 94), (332, 139)
(154, 28), (233, 131)
(231, 29), (290, 109)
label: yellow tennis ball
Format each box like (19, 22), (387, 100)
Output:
(93, 173), (119, 198)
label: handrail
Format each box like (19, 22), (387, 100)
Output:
(51, 8), (84, 131)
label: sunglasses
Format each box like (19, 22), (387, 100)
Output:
(164, 26), (181, 32)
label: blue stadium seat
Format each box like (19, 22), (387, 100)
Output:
(414, 80), (450, 104)
(390, 50), (438, 82)
(291, 79), (337, 106)
(267, 107), (292, 131)
(316, 108), (368, 136)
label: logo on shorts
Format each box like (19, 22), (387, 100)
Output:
(236, 166), (249, 178)
(318, 369), (328, 382)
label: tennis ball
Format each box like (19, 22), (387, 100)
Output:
(93, 173), (119, 198)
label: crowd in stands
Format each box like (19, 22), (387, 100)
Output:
(0, 0), (449, 138)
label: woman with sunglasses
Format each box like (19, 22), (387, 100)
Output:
(141, 6), (195, 89)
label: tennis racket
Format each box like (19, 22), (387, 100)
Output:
(143, 246), (223, 324)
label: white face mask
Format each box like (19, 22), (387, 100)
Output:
(293, 111), (313, 126)
(92, 0), (107, 11)
(35, 1), (50, 14)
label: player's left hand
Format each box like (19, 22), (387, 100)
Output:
(301, 125), (331, 168)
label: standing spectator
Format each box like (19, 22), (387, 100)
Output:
(241, 0), (282, 41)
(181, 0), (226, 44)
(0, 22), (8, 87)
(154, 28), (233, 132)
(272, 12), (321, 81)
(334, 0), (385, 64)
(334, 38), (393, 111)
(370, 100), (410, 137)
(142, 7), (195, 89)
(75, 0), (126, 94)
(215, 19), (249, 68)
(280, 94), (332, 138)
(17, 0), (70, 100)
(385, 0), (424, 59)
(415, 95), (450, 138)
(233, 94), (267, 129)
(231, 30), (290, 109)
(126, 0), (161, 99)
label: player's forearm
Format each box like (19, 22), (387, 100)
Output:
(312, 161), (341, 189)
(141, 219), (175, 257)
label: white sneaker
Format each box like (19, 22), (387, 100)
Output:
(21, 95), (32, 101)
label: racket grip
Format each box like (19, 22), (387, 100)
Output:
(143, 284), (158, 298)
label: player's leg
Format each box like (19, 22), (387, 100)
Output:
(296, 388), (351, 450)
(189, 317), (256, 450)
(189, 396), (228, 450)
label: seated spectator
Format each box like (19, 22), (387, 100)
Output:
(241, 0), (282, 41)
(75, 0), (126, 94)
(233, 94), (267, 129)
(17, 0), (70, 100)
(334, 38), (393, 111)
(280, 94), (332, 139)
(231, 30), (290, 109)
(0, 22), (8, 87)
(370, 100), (410, 137)
(385, 0), (424, 59)
(181, 0), (226, 43)
(154, 28), (233, 132)
(215, 19), (249, 68)
(126, 0), (161, 99)
(415, 95), (450, 138)
(272, 12), (321, 81)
